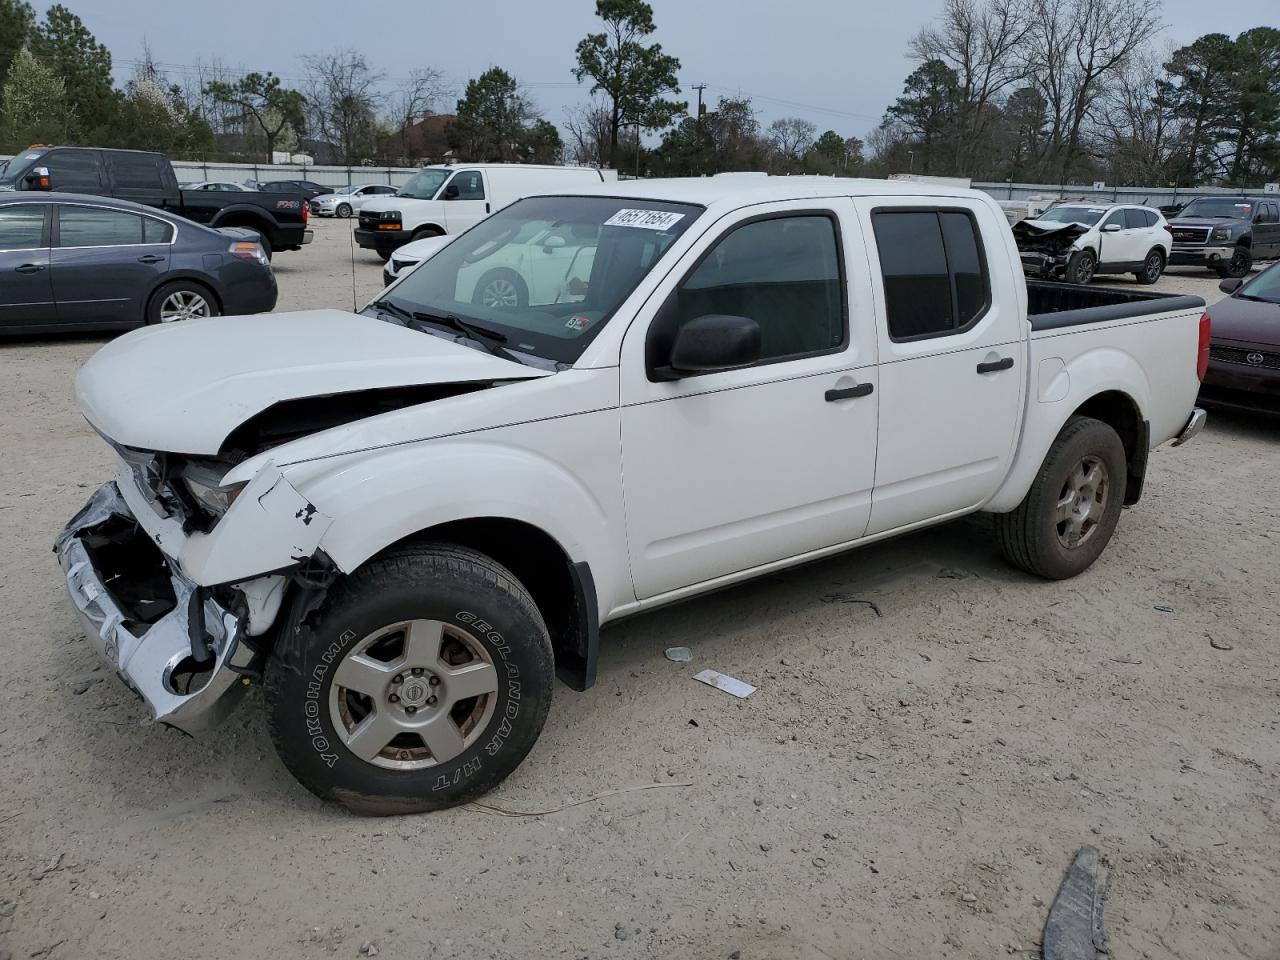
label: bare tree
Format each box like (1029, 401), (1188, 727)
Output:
(1024, 0), (1162, 182)
(565, 97), (613, 166)
(1095, 51), (1183, 183)
(911, 0), (1033, 173)
(302, 49), (384, 164)
(767, 116), (817, 170)
(385, 67), (448, 163)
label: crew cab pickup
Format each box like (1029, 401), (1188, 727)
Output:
(55, 177), (1209, 814)
(1167, 195), (1280, 279)
(0, 146), (312, 256)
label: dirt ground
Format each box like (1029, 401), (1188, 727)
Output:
(1, 217), (1278, 960)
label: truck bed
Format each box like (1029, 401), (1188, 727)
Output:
(1027, 280), (1204, 331)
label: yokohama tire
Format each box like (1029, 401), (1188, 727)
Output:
(994, 416), (1128, 580)
(265, 543), (554, 815)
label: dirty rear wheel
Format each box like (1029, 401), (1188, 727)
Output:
(264, 543), (554, 815)
(993, 416), (1127, 580)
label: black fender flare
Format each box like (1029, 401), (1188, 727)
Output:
(557, 561), (600, 692)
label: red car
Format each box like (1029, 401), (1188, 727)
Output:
(1200, 263), (1280, 414)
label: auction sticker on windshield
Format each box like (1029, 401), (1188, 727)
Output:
(604, 209), (686, 231)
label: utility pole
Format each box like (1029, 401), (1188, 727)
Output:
(692, 83), (707, 175)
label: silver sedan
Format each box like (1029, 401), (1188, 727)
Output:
(310, 184), (399, 218)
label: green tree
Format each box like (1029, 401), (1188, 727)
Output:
(0, 45), (71, 150)
(573, 0), (683, 168)
(804, 130), (862, 174)
(0, 0), (34, 86)
(524, 119), (563, 164)
(1161, 34), (1236, 185)
(886, 59), (959, 173)
(29, 4), (115, 139)
(204, 71), (306, 162)
(1221, 27), (1280, 183)
(109, 75), (214, 159)
(448, 67), (541, 162)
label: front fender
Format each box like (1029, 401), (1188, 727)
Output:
(297, 433), (628, 615)
(986, 345), (1151, 513)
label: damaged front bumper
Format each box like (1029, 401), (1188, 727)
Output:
(55, 483), (254, 735)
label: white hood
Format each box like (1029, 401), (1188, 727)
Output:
(76, 309), (548, 455)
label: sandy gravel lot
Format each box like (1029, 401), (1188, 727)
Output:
(1, 217), (1277, 960)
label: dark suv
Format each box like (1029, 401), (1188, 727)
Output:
(1167, 196), (1280, 278)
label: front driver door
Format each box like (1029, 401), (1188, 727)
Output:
(619, 201), (879, 600)
(0, 202), (56, 330)
(442, 170), (489, 234)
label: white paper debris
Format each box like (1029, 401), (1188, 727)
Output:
(693, 669), (755, 699)
(664, 646), (692, 662)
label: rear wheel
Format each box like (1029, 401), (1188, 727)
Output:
(1214, 245), (1251, 279)
(994, 416), (1127, 580)
(1066, 249), (1096, 285)
(146, 280), (219, 324)
(264, 544), (555, 815)
(1134, 248), (1165, 284)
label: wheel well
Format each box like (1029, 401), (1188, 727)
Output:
(398, 518), (598, 690)
(214, 212), (271, 234)
(1237, 235), (1252, 249)
(412, 225), (445, 239)
(1070, 391), (1148, 505)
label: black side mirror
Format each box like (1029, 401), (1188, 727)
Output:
(25, 166), (50, 190)
(443, 184), (460, 200)
(653, 314), (761, 380)
(1219, 277), (1243, 294)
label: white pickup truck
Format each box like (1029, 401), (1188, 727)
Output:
(57, 177), (1209, 814)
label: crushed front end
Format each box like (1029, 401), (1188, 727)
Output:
(54, 452), (332, 735)
(1012, 220), (1088, 279)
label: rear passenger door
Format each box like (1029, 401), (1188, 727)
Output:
(105, 152), (170, 208)
(619, 201), (879, 599)
(442, 170), (489, 233)
(856, 199), (1025, 535)
(1253, 202), (1280, 258)
(51, 204), (172, 327)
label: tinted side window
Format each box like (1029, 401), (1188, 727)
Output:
(673, 215), (844, 363)
(1143, 209), (1159, 227)
(1259, 203), (1278, 224)
(58, 207), (145, 247)
(450, 171), (485, 200)
(44, 150), (102, 192)
(142, 217), (174, 243)
(1124, 208), (1147, 229)
(112, 154), (162, 189)
(1100, 211), (1125, 229)
(0, 204), (46, 249)
(872, 210), (990, 340)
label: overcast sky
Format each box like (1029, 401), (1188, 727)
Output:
(71, 0), (1273, 142)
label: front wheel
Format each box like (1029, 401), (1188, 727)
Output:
(1214, 246), (1251, 279)
(1065, 249), (1096, 285)
(1134, 248), (1165, 284)
(336, 202), (352, 218)
(472, 269), (529, 309)
(264, 544), (554, 815)
(993, 416), (1127, 580)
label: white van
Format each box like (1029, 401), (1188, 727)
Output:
(355, 164), (616, 261)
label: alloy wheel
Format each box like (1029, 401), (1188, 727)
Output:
(159, 290), (212, 322)
(481, 278), (520, 308)
(1055, 455), (1110, 549)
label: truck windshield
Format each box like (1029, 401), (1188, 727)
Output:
(370, 195), (700, 365)
(398, 169), (452, 200)
(0, 151), (43, 184)
(1037, 206), (1106, 226)
(1175, 198), (1254, 219)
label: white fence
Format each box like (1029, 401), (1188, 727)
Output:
(971, 180), (1277, 208)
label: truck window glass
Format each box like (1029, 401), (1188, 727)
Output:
(45, 151), (101, 192)
(0, 204), (45, 249)
(58, 206), (145, 247)
(674, 215), (844, 362)
(449, 171), (485, 200)
(872, 209), (989, 340)
(113, 154), (161, 189)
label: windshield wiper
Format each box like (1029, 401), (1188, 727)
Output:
(411, 310), (524, 363)
(370, 298), (414, 323)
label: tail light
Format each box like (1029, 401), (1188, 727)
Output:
(1196, 312), (1211, 381)
(1163, 222), (1173, 234)
(229, 240), (269, 266)
(302, 201), (309, 226)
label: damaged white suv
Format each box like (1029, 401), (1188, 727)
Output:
(57, 179), (1208, 814)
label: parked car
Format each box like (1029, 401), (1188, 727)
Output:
(56, 177), (1208, 814)
(1199, 262), (1280, 413)
(355, 163), (617, 261)
(0, 193), (276, 334)
(186, 181), (257, 192)
(258, 179), (333, 201)
(381, 222), (598, 308)
(1168, 195), (1280, 278)
(310, 183), (399, 218)
(0, 147), (312, 257)
(1012, 202), (1172, 284)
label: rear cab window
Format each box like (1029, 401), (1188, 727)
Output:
(870, 209), (990, 341)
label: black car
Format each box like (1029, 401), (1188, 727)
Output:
(0, 146), (313, 257)
(1168, 195), (1280, 278)
(258, 179), (334, 201)
(0, 193), (277, 335)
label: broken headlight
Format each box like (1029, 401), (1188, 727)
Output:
(181, 461), (246, 517)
